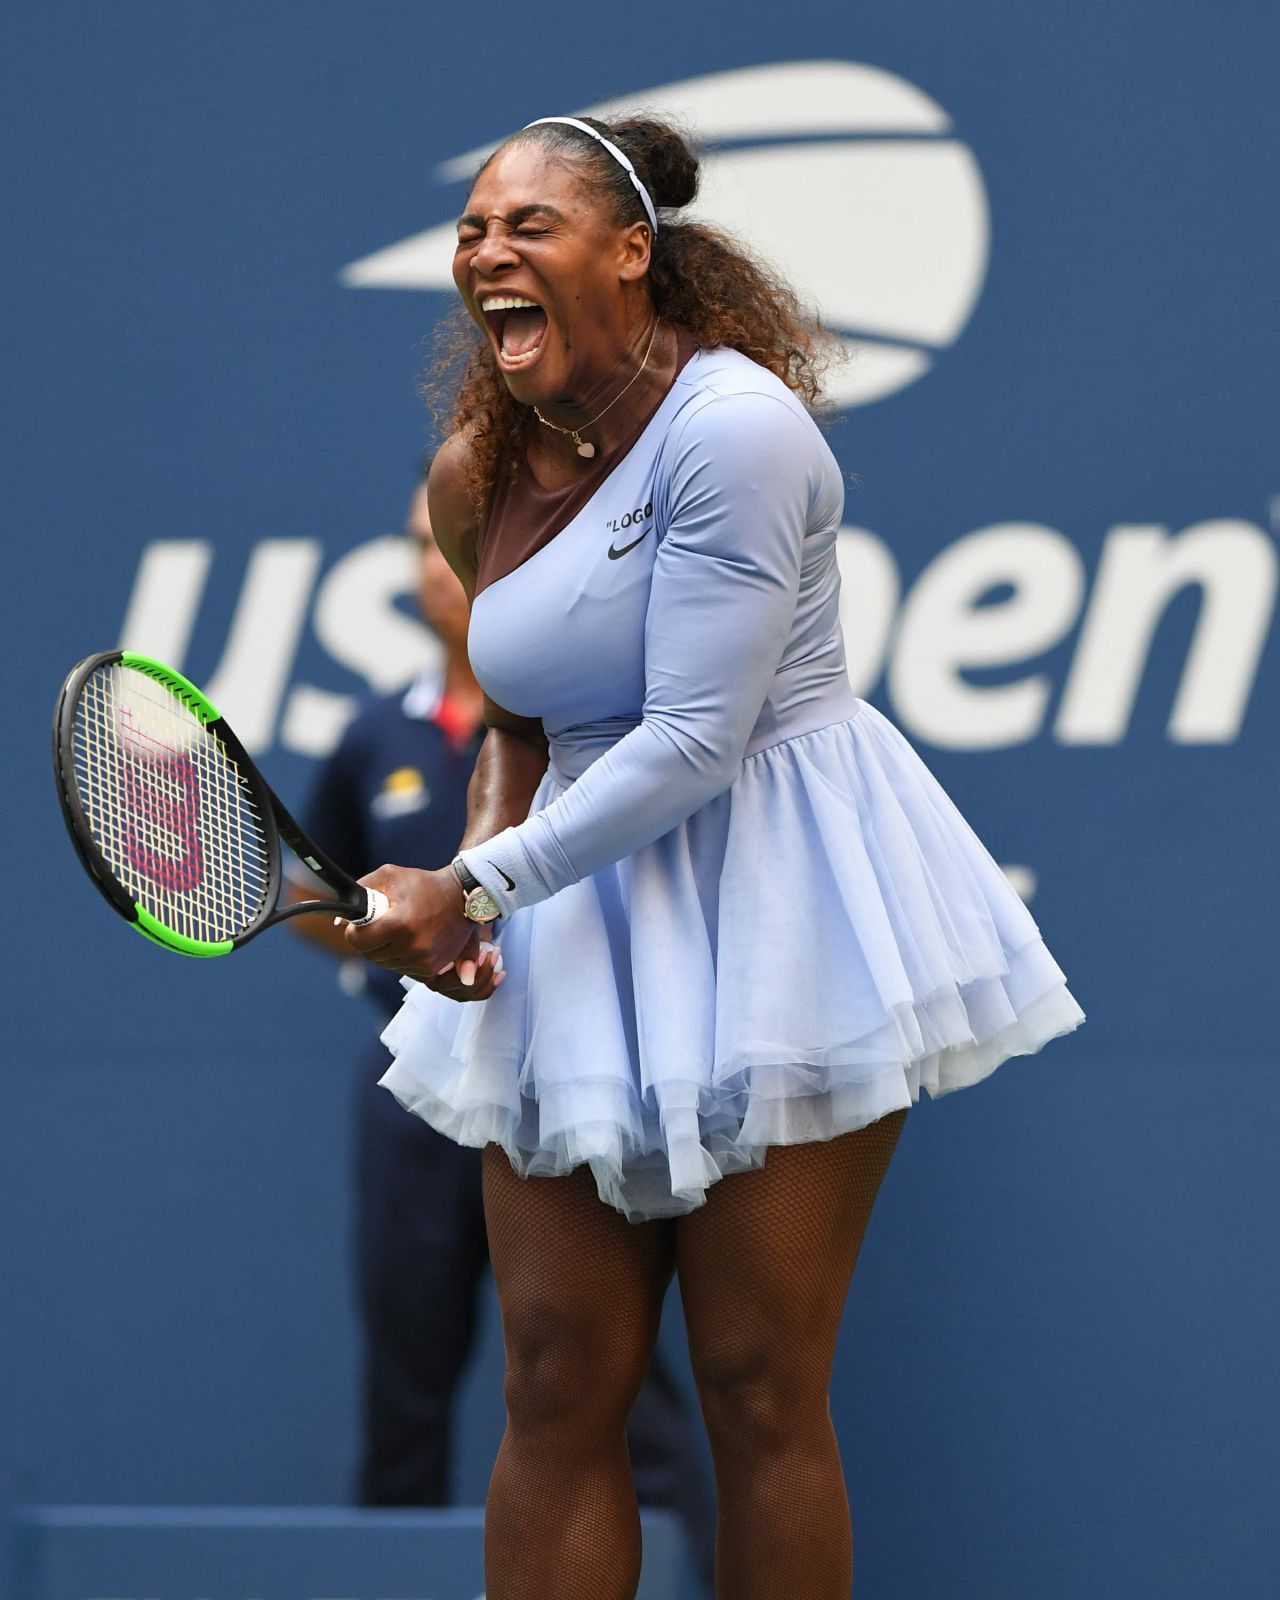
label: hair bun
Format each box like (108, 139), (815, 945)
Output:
(611, 116), (699, 211)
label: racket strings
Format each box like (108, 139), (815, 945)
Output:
(71, 664), (272, 942)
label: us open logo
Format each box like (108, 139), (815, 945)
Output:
(117, 61), (1276, 771)
(340, 59), (992, 409)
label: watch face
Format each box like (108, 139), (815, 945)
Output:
(465, 885), (501, 922)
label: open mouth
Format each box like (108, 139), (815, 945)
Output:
(481, 295), (549, 369)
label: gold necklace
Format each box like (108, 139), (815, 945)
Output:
(533, 318), (661, 460)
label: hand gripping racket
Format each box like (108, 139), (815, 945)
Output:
(52, 650), (387, 957)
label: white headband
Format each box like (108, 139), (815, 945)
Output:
(523, 116), (659, 234)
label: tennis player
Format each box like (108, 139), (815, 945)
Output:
(346, 114), (1086, 1599)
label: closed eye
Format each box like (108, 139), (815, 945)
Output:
(455, 203), (565, 243)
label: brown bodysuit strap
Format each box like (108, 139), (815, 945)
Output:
(475, 324), (698, 597)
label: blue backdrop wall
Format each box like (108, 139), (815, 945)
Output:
(2, 3), (1277, 1597)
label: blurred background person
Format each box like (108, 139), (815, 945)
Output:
(288, 458), (715, 1585)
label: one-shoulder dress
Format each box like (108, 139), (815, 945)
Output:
(380, 342), (1085, 1222)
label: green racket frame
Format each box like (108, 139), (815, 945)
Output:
(53, 650), (376, 956)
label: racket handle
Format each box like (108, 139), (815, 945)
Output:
(349, 886), (389, 927)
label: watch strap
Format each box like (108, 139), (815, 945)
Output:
(451, 855), (482, 893)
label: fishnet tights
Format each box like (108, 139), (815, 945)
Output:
(482, 1109), (907, 1600)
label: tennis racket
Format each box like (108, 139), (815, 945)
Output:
(52, 650), (387, 957)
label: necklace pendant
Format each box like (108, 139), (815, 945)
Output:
(532, 320), (660, 463)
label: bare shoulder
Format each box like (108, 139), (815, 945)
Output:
(427, 433), (483, 599)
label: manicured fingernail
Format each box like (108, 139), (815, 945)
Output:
(436, 962), (454, 976)
(459, 960), (475, 986)
(493, 971), (506, 986)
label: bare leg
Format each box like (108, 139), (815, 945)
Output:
(482, 1147), (676, 1600)
(676, 1112), (908, 1598)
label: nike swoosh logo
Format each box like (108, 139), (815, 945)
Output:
(488, 861), (516, 891)
(607, 529), (650, 559)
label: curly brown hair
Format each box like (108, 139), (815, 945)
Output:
(423, 114), (843, 509)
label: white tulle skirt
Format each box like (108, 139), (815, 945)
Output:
(380, 700), (1085, 1222)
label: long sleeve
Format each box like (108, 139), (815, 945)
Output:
(458, 389), (822, 917)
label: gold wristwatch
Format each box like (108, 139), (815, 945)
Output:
(451, 855), (502, 923)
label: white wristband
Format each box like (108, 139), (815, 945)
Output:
(457, 827), (546, 917)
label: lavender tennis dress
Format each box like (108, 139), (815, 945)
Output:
(379, 345), (1085, 1222)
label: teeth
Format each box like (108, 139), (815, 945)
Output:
(480, 295), (540, 312)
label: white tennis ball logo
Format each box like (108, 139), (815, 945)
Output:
(343, 60), (991, 408)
